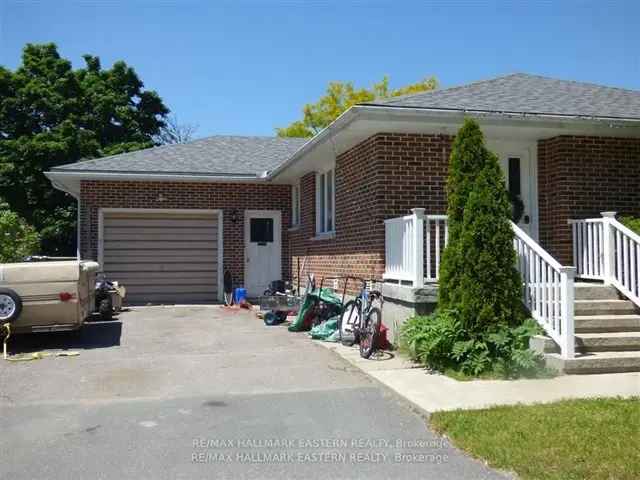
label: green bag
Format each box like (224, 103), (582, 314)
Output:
(288, 294), (314, 332)
(287, 288), (342, 332)
(309, 317), (339, 340)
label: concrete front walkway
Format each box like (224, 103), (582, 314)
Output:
(316, 341), (640, 413)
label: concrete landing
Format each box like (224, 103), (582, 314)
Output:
(315, 341), (640, 413)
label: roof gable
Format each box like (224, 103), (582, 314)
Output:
(367, 73), (640, 120)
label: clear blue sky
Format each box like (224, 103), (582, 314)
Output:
(1, 0), (638, 138)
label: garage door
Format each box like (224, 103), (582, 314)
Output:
(101, 211), (220, 304)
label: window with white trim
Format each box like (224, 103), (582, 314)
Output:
(291, 182), (300, 227)
(315, 169), (335, 234)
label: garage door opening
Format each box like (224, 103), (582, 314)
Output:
(99, 210), (222, 305)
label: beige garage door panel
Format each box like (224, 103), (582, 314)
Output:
(106, 263), (218, 273)
(102, 211), (219, 304)
(103, 271), (217, 281)
(104, 255), (217, 265)
(125, 284), (217, 294)
(103, 217), (215, 228)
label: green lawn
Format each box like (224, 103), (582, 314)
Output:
(430, 398), (640, 480)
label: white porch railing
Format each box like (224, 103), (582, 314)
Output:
(384, 211), (576, 359)
(570, 212), (640, 308)
(382, 208), (449, 287)
(512, 223), (576, 358)
(383, 209), (424, 286)
(425, 214), (448, 282)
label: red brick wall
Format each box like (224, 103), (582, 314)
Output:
(289, 133), (453, 292)
(79, 181), (291, 288)
(79, 131), (640, 296)
(538, 136), (640, 263)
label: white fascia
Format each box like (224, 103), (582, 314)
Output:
(266, 104), (640, 181)
(266, 107), (359, 180)
(356, 104), (640, 128)
(45, 171), (265, 197)
(47, 105), (640, 196)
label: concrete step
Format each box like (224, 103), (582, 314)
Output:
(575, 314), (640, 333)
(545, 350), (640, 374)
(574, 283), (619, 301)
(576, 332), (640, 352)
(530, 331), (640, 354)
(574, 299), (638, 316)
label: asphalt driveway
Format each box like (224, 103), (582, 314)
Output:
(0, 306), (506, 480)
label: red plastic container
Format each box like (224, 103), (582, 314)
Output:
(377, 323), (390, 350)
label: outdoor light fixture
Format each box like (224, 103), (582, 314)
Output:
(156, 193), (166, 202)
(231, 209), (240, 224)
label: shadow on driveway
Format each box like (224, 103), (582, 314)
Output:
(5, 320), (122, 354)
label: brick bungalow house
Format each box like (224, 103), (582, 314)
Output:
(46, 73), (640, 309)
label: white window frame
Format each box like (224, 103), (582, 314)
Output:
(315, 168), (335, 235)
(291, 182), (301, 227)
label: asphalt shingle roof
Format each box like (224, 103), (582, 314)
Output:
(367, 73), (640, 120)
(53, 135), (308, 177)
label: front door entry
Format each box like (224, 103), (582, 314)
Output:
(244, 210), (281, 297)
(489, 142), (536, 238)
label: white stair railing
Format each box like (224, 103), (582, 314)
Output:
(571, 212), (640, 308)
(383, 211), (576, 359)
(568, 218), (605, 279)
(512, 223), (576, 359)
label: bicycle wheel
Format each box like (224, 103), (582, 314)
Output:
(359, 307), (381, 359)
(339, 300), (360, 346)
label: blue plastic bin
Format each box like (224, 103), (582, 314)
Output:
(234, 288), (247, 304)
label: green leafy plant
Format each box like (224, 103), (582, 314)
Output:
(620, 216), (640, 235)
(400, 313), (544, 378)
(0, 201), (40, 262)
(400, 310), (464, 370)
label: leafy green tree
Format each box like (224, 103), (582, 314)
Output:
(438, 119), (489, 308)
(402, 119), (532, 378)
(0, 43), (169, 255)
(455, 151), (523, 332)
(277, 75), (437, 138)
(0, 199), (40, 263)
(439, 118), (523, 332)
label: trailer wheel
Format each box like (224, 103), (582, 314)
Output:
(0, 288), (22, 323)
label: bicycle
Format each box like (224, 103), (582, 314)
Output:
(338, 277), (384, 359)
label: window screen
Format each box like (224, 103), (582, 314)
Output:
(326, 170), (334, 231)
(319, 173), (326, 231)
(292, 184), (300, 226)
(250, 218), (274, 244)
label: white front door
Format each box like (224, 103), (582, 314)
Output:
(244, 210), (281, 297)
(488, 140), (537, 238)
(499, 151), (533, 236)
